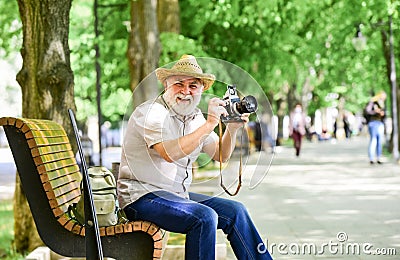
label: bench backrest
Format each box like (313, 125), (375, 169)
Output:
(0, 117), (166, 259)
(0, 117), (82, 221)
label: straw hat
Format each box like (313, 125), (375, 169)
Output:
(155, 54), (216, 90)
(371, 91), (387, 102)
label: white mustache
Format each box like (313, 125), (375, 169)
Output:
(176, 94), (193, 102)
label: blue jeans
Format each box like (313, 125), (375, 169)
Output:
(123, 190), (273, 260)
(368, 120), (385, 161)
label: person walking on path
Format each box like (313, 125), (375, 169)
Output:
(365, 91), (387, 164)
(289, 103), (307, 157)
(118, 55), (273, 259)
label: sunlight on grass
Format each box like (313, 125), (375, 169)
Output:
(167, 232), (186, 245)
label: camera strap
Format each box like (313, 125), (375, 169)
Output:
(218, 121), (243, 196)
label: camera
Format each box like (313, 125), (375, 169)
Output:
(221, 85), (258, 122)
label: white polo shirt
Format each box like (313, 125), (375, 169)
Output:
(118, 96), (218, 209)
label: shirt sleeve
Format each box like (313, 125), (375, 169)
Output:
(133, 101), (171, 148)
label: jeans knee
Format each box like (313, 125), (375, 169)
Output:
(232, 200), (247, 214)
(201, 208), (218, 229)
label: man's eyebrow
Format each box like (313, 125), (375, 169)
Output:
(189, 78), (202, 84)
(174, 79), (202, 84)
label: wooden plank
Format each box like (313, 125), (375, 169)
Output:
(147, 223), (160, 236)
(21, 124), (31, 133)
(80, 227), (85, 236)
(153, 247), (163, 259)
(47, 173), (80, 190)
(47, 189), (80, 208)
(47, 188), (81, 209)
(33, 150), (75, 166)
(53, 207), (65, 218)
(133, 222), (141, 232)
(123, 223), (133, 233)
(31, 143), (73, 157)
(15, 119), (24, 128)
(152, 229), (165, 242)
(72, 224), (83, 235)
(24, 119), (64, 131)
(45, 165), (81, 182)
(27, 136), (70, 148)
(57, 215), (70, 227)
(7, 118), (16, 126)
(39, 158), (78, 173)
(63, 219), (75, 232)
(115, 224), (124, 234)
(141, 221), (151, 233)
(51, 182), (80, 199)
(26, 129), (67, 139)
(106, 226), (115, 236)
(0, 117), (9, 126)
(39, 172), (49, 183)
(99, 227), (106, 236)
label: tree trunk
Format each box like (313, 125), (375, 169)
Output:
(157, 0), (180, 33)
(15, 0), (75, 253)
(127, 0), (160, 107)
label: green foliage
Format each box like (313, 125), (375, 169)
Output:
(0, 1), (21, 59)
(70, 0), (130, 126)
(177, 0), (398, 117)
(1, 0), (398, 126)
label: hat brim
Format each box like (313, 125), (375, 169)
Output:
(156, 68), (215, 91)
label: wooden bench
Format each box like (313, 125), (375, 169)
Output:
(0, 117), (166, 259)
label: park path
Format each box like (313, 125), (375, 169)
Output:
(219, 136), (400, 259)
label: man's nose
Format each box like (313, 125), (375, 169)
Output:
(181, 85), (191, 95)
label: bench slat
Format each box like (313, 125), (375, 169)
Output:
(26, 129), (68, 139)
(33, 150), (76, 166)
(37, 158), (78, 173)
(23, 119), (66, 131)
(46, 173), (81, 190)
(48, 189), (81, 210)
(28, 136), (70, 148)
(31, 143), (73, 157)
(44, 165), (81, 181)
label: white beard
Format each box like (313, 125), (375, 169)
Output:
(163, 88), (201, 116)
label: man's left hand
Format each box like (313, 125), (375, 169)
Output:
(226, 113), (250, 131)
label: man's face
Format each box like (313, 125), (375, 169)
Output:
(163, 75), (204, 116)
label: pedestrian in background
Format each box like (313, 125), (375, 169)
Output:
(365, 91), (387, 164)
(289, 103), (307, 157)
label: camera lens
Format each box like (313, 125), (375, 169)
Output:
(236, 95), (258, 114)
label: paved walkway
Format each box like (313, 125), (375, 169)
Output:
(213, 136), (400, 259)
(2, 136), (399, 259)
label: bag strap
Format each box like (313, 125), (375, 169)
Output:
(218, 121), (243, 196)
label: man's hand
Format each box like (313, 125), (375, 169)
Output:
(226, 113), (250, 131)
(206, 97), (228, 128)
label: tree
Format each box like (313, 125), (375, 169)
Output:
(127, 0), (160, 107)
(15, 0), (76, 253)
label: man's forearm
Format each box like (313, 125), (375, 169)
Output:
(153, 121), (216, 162)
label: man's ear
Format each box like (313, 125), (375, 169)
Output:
(162, 80), (168, 90)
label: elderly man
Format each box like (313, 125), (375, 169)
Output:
(118, 55), (272, 259)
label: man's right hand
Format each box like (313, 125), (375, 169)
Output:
(207, 97), (228, 128)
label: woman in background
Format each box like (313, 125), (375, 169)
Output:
(289, 103), (307, 157)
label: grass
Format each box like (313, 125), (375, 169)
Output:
(167, 232), (186, 245)
(0, 200), (23, 260)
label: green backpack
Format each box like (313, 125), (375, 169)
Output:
(69, 166), (127, 227)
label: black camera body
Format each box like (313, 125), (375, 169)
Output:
(221, 85), (258, 123)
